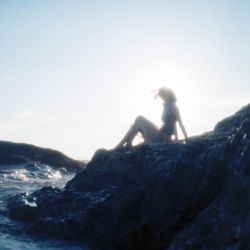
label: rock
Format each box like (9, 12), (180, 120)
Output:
(8, 192), (39, 221)
(0, 141), (84, 172)
(7, 104), (250, 250)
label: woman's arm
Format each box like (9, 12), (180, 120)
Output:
(179, 119), (188, 140)
(175, 107), (188, 140)
(174, 125), (178, 141)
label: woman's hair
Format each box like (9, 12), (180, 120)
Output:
(157, 87), (177, 103)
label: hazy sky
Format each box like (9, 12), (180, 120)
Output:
(0, 0), (249, 160)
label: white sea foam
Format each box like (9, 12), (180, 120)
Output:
(0, 163), (88, 249)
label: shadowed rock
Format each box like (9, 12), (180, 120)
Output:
(7, 104), (250, 250)
(0, 141), (84, 172)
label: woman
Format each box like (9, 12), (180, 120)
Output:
(115, 87), (188, 149)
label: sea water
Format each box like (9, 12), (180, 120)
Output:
(0, 163), (89, 250)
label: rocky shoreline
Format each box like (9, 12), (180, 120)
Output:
(7, 104), (250, 249)
(0, 141), (84, 172)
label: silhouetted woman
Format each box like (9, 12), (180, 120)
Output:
(115, 87), (188, 148)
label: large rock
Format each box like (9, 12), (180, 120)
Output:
(0, 141), (84, 172)
(7, 104), (250, 249)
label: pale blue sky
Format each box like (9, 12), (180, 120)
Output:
(0, 0), (249, 159)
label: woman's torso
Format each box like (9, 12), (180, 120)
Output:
(160, 102), (178, 136)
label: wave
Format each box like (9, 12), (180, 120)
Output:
(0, 163), (88, 250)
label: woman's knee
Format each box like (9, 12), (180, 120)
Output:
(135, 115), (146, 125)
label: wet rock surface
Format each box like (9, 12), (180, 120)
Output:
(7, 104), (250, 249)
(0, 141), (84, 172)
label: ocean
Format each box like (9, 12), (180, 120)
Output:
(0, 163), (89, 250)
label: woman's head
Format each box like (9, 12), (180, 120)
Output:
(156, 87), (177, 103)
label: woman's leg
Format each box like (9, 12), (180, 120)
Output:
(115, 116), (159, 148)
(134, 116), (160, 142)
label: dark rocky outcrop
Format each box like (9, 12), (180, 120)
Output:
(7, 104), (250, 249)
(0, 141), (84, 172)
